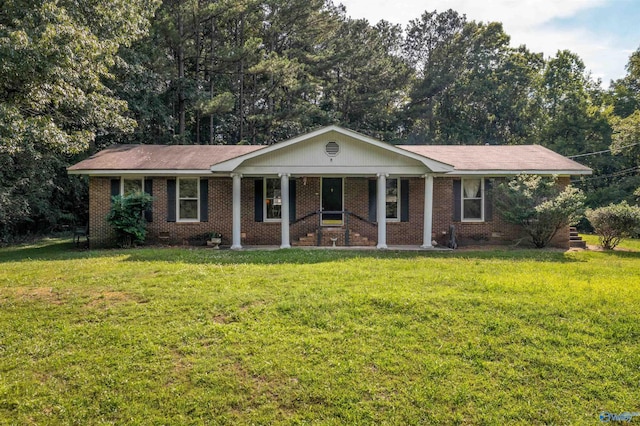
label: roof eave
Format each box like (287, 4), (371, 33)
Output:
(447, 169), (593, 176)
(67, 169), (214, 176)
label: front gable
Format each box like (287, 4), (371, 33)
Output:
(210, 126), (454, 176)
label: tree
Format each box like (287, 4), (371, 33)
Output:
(318, 18), (410, 141)
(610, 47), (640, 118)
(0, 0), (159, 238)
(402, 11), (544, 145)
(611, 109), (640, 166)
(494, 174), (586, 248)
(586, 201), (640, 249)
(106, 192), (154, 247)
(402, 9), (466, 143)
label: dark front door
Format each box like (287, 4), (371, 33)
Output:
(321, 177), (343, 225)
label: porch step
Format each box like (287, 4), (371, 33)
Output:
(292, 229), (376, 247)
(569, 227), (587, 249)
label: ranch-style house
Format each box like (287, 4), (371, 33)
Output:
(68, 125), (591, 249)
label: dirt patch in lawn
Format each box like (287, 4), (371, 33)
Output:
(5, 287), (64, 305)
(85, 291), (138, 308)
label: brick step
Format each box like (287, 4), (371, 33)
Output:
(568, 227), (586, 248)
(292, 229), (376, 247)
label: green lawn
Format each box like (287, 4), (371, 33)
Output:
(1, 240), (639, 424)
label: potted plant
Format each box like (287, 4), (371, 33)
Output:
(207, 232), (222, 249)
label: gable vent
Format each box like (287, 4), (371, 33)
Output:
(325, 141), (340, 157)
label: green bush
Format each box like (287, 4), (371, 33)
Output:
(106, 192), (153, 248)
(494, 174), (586, 248)
(586, 201), (640, 249)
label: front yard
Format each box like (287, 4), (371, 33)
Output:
(1, 240), (639, 424)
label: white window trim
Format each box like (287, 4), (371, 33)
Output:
(121, 177), (144, 196)
(461, 177), (484, 222)
(386, 178), (400, 223)
(264, 177), (282, 223)
(177, 177), (200, 222)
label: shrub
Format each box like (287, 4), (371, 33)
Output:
(106, 192), (153, 248)
(586, 201), (640, 249)
(494, 174), (586, 248)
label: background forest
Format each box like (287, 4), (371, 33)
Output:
(1, 0), (640, 240)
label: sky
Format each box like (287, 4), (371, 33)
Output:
(337, 0), (640, 87)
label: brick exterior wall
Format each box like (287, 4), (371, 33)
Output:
(88, 175), (570, 249)
(88, 177), (117, 247)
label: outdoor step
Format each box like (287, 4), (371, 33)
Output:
(293, 229), (376, 247)
(569, 240), (587, 249)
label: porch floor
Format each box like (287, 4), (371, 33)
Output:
(235, 245), (453, 251)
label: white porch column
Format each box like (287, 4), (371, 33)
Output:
(376, 173), (388, 249)
(421, 174), (434, 249)
(231, 173), (242, 250)
(279, 173), (291, 249)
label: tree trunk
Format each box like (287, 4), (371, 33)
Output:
(177, 6), (186, 141)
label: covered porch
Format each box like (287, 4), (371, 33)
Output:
(209, 127), (451, 250)
(227, 173), (437, 250)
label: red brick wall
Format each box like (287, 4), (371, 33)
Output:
(88, 175), (570, 248)
(88, 177), (117, 247)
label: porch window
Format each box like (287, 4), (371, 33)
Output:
(264, 178), (282, 221)
(121, 178), (143, 196)
(462, 178), (483, 221)
(178, 178), (199, 221)
(386, 178), (399, 221)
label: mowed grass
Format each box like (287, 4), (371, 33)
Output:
(1, 240), (639, 424)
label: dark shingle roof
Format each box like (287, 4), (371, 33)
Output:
(67, 144), (264, 171)
(68, 142), (590, 175)
(399, 145), (591, 173)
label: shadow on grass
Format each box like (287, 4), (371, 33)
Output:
(0, 238), (113, 263)
(0, 238), (589, 265)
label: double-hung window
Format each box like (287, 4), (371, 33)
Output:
(122, 178), (143, 196)
(178, 178), (199, 221)
(264, 178), (282, 221)
(462, 178), (483, 221)
(386, 178), (399, 221)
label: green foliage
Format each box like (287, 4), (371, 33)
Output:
(611, 109), (640, 166)
(586, 201), (640, 249)
(494, 174), (586, 248)
(1, 240), (640, 423)
(610, 48), (640, 118)
(2, 0), (637, 241)
(106, 192), (153, 247)
(0, 0), (159, 238)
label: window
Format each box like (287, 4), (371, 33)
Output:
(264, 178), (282, 221)
(386, 178), (399, 221)
(178, 178), (199, 221)
(462, 178), (483, 221)
(122, 178), (143, 196)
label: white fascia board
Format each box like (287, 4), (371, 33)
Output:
(235, 165), (430, 176)
(210, 125), (455, 173)
(446, 169), (593, 176)
(67, 169), (212, 176)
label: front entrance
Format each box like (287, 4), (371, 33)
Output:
(321, 177), (343, 225)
